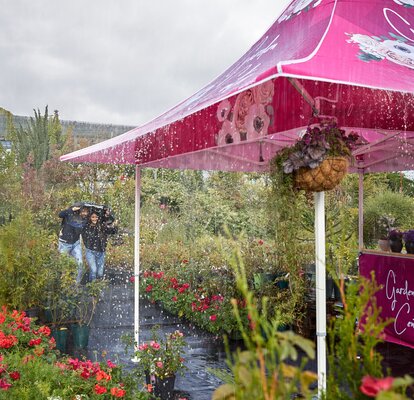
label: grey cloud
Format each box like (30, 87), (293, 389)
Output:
(0, 0), (289, 126)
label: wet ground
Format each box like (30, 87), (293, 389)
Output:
(74, 269), (229, 400)
(67, 269), (414, 400)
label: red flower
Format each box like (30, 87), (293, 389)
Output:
(111, 387), (126, 397)
(94, 384), (107, 394)
(182, 259), (189, 264)
(96, 370), (111, 381)
(258, 239), (264, 245)
(129, 276), (135, 283)
(360, 376), (394, 397)
(172, 296), (177, 302)
(0, 378), (11, 390)
(9, 371), (20, 381)
(81, 368), (91, 379)
(150, 341), (160, 350)
(107, 360), (117, 369)
(38, 325), (51, 336)
(145, 285), (153, 292)
(0, 333), (18, 349)
(28, 338), (42, 347)
(209, 315), (217, 322)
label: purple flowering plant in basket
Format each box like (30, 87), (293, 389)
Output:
(282, 122), (360, 174)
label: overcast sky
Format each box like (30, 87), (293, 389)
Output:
(0, 0), (290, 127)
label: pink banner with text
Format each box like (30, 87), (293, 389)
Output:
(359, 252), (414, 349)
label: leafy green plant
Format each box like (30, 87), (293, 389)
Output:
(73, 280), (108, 326)
(0, 212), (56, 310)
(42, 253), (78, 328)
(212, 246), (317, 400)
(363, 191), (414, 246)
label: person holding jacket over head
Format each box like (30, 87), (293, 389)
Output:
(58, 204), (90, 283)
(82, 207), (117, 281)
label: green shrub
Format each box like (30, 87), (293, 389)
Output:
(0, 212), (56, 309)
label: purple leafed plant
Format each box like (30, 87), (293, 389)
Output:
(282, 122), (360, 174)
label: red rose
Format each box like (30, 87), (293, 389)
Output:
(145, 285), (153, 292)
(360, 376), (394, 397)
(209, 315), (217, 322)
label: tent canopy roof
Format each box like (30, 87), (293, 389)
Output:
(61, 0), (414, 173)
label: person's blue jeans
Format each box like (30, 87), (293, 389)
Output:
(58, 239), (84, 283)
(85, 249), (106, 281)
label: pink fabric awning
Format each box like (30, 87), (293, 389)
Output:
(61, 0), (414, 173)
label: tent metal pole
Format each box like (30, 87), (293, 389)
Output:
(134, 166), (141, 349)
(358, 173), (364, 249)
(315, 191), (327, 397)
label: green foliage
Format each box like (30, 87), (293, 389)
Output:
(42, 253), (78, 327)
(212, 245), (317, 400)
(364, 191), (414, 246)
(268, 157), (312, 327)
(325, 273), (414, 399)
(0, 212), (56, 309)
(10, 107), (51, 170)
(73, 280), (108, 326)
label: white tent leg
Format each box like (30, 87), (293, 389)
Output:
(315, 191), (326, 397)
(134, 166), (141, 348)
(358, 173), (364, 249)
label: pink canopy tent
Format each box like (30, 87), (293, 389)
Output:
(61, 0), (414, 396)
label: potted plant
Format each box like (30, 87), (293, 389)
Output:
(273, 121), (360, 192)
(377, 215), (395, 252)
(41, 254), (78, 353)
(72, 279), (107, 349)
(134, 326), (187, 400)
(403, 230), (414, 254)
(388, 229), (403, 253)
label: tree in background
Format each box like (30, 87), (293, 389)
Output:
(8, 106), (66, 170)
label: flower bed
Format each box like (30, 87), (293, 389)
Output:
(0, 306), (145, 399)
(139, 269), (247, 336)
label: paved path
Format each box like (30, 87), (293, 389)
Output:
(80, 270), (228, 400)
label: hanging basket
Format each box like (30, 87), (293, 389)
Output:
(294, 156), (349, 192)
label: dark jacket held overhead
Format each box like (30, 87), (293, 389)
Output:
(58, 208), (88, 244)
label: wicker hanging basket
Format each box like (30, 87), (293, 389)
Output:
(294, 156), (349, 192)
